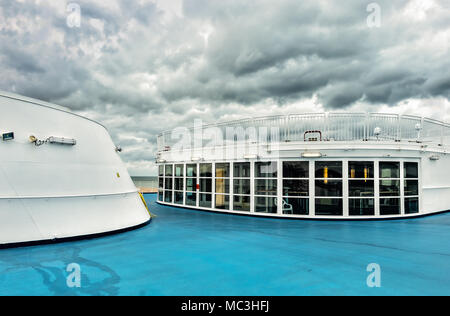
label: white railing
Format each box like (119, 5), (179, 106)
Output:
(157, 113), (450, 151)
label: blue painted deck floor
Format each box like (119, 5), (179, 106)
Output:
(1, 194), (450, 295)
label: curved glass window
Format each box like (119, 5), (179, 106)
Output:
(199, 193), (212, 208)
(405, 197), (419, 214)
(315, 161), (342, 178)
(234, 195), (250, 212)
(349, 199), (374, 216)
(380, 180), (400, 196)
(255, 179), (277, 196)
(283, 198), (309, 215)
(174, 191), (183, 205)
(315, 180), (342, 197)
(349, 180), (374, 197)
(199, 178), (212, 193)
(186, 164), (197, 177)
(234, 162), (250, 177)
(164, 178), (173, 190)
(215, 179), (229, 194)
(349, 161), (373, 179)
(283, 180), (309, 196)
(315, 198), (343, 216)
(164, 191), (172, 203)
(186, 192), (196, 206)
(255, 162), (277, 178)
(283, 161), (308, 178)
(255, 197), (277, 213)
(174, 178), (184, 191)
(380, 198), (400, 215)
(216, 163), (230, 178)
(380, 162), (400, 178)
(404, 162), (418, 178)
(165, 164), (173, 177)
(215, 195), (230, 210)
(200, 164), (212, 177)
(404, 180), (418, 196)
(234, 179), (250, 195)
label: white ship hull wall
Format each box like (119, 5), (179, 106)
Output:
(421, 153), (450, 215)
(0, 93), (150, 246)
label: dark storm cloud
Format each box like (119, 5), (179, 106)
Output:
(0, 0), (449, 174)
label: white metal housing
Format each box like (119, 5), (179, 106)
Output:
(156, 113), (450, 220)
(0, 91), (151, 246)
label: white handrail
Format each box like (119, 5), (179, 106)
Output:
(157, 112), (450, 151)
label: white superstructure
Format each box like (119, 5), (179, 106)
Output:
(0, 91), (150, 246)
(156, 113), (450, 219)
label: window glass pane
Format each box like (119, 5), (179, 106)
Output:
(164, 178), (173, 190)
(283, 180), (309, 196)
(315, 180), (342, 197)
(215, 163), (230, 177)
(159, 165), (164, 176)
(380, 198), (400, 215)
(404, 180), (419, 196)
(215, 178), (229, 194)
(234, 162), (250, 178)
(215, 195), (229, 210)
(233, 179), (250, 195)
(380, 180), (400, 196)
(174, 178), (184, 191)
(200, 164), (212, 177)
(186, 178), (197, 192)
(234, 195), (250, 212)
(186, 192), (196, 206)
(349, 199), (375, 216)
(255, 197), (277, 213)
(174, 192), (183, 205)
(315, 198), (343, 216)
(349, 180), (374, 197)
(158, 177), (163, 188)
(187, 164), (197, 177)
(283, 161), (308, 178)
(164, 191), (172, 203)
(175, 164), (184, 177)
(348, 161), (374, 178)
(199, 178), (212, 192)
(315, 161), (342, 178)
(165, 164), (173, 176)
(283, 198), (309, 215)
(199, 193), (212, 208)
(380, 162), (400, 178)
(405, 197), (419, 214)
(404, 162), (418, 178)
(158, 190), (163, 201)
(255, 179), (277, 196)
(255, 162), (277, 178)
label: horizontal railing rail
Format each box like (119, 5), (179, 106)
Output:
(157, 113), (450, 151)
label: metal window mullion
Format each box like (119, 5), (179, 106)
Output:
(277, 160), (282, 214)
(196, 163), (199, 207)
(375, 160), (380, 216)
(213, 162), (217, 209)
(183, 163), (186, 205)
(400, 161), (405, 215)
(310, 160), (315, 216)
(343, 160), (349, 217)
(230, 162), (234, 211)
(250, 161), (255, 213)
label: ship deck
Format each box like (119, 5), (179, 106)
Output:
(0, 194), (449, 295)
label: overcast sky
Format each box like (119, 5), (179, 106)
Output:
(0, 0), (449, 175)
